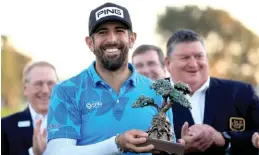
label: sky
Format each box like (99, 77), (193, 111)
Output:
(2, 0), (259, 79)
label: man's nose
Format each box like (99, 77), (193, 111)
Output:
(187, 56), (198, 68)
(140, 66), (150, 76)
(41, 83), (49, 93)
(107, 32), (117, 43)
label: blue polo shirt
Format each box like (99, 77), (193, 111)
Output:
(47, 62), (174, 154)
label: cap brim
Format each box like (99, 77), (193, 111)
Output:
(90, 16), (132, 35)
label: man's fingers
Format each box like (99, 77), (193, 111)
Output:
(190, 132), (203, 142)
(36, 119), (42, 128)
(193, 128), (214, 152)
(34, 119), (42, 133)
(119, 129), (155, 153)
(126, 143), (154, 153)
(253, 132), (259, 147)
(130, 129), (148, 138)
(177, 139), (185, 145)
(42, 128), (47, 138)
(183, 133), (201, 145)
(184, 125), (214, 153)
(198, 138), (213, 152)
(257, 132), (259, 140)
(126, 129), (149, 144)
(127, 136), (147, 145)
(181, 122), (189, 137)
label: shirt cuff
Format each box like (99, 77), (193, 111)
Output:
(225, 143), (231, 153)
(109, 136), (121, 154)
(28, 147), (34, 155)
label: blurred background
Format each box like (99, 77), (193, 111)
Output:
(1, 0), (259, 117)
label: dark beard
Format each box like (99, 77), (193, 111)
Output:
(94, 43), (128, 71)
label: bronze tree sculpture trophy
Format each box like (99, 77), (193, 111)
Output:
(132, 79), (192, 155)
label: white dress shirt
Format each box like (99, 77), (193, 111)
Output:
(28, 104), (47, 155)
(170, 77), (210, 124)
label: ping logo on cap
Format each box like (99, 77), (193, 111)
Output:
(95, 7), (124, 21)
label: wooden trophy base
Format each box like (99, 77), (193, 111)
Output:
(139, 137), (184, 155)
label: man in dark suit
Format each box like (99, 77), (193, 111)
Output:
(2, 61), (58, 155)
(165, 29), (259, 154)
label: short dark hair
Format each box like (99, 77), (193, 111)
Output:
(166, 29), (204, 56)
(132, 44), (165, 67)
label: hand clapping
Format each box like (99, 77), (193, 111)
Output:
(181, 122), (224, 153)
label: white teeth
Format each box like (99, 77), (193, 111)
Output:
(105, 48), (119, 52)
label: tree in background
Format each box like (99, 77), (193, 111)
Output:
(1, 35), (32, 117)
(156, 5), (259, 86)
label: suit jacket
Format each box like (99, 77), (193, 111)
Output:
(2, 108), (33, 155)
(169, 77), (259, 155)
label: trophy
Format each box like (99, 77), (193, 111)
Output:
(132, 79), (192, 155)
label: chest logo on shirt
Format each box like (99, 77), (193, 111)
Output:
(229, 117), (245, 131)
(86, 101), (103, 110)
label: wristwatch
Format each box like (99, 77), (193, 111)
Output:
(222, 131), (231, 150)
(115, 134), (124, 153)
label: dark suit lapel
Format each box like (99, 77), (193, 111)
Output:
(203, 78), (220, 125)
(19, 108), (33, 148)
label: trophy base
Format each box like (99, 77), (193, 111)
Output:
(139, 137), (184, 155)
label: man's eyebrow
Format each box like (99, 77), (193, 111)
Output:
(134, 61), (143, 65)
(196, 52), (205, 55)
(96, 27), (107, 32)
(115, 26), (127, 29)
(95, 26), (126, 32)
(176, 52), (204, 56)
(147, 60), (157, 63)
(175, 54), (189, 57)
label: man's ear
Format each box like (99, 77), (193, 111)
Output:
(85, 36), (94, 52)
(165, 56), (172, 73)
(24, 83), (28, 97)
(162, 65), (167, 74)
(165, 56), (170, 67)
(129, 32), (137, 49)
